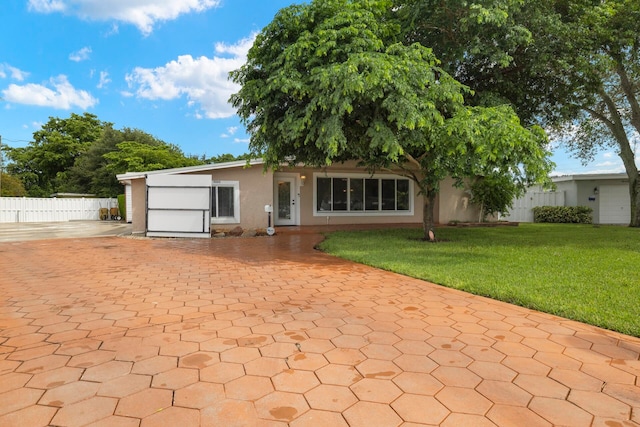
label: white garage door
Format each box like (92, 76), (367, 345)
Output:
(599, 184), (630, 225)
(146, 174), (211, 238)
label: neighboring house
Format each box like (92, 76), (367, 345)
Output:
(116, 159), (481, 237)
(504, 173), (632, 225)
(553, 173), (631, 225)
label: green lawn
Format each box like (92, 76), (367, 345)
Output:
(318, 223), (640, 337)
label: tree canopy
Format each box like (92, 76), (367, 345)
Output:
(395, 0), (640, 226)
(5, 114), (208, 197)
(230, 0), (552, 238)
(6, 113), (106, 197)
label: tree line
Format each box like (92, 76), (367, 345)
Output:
(1, 113), (249, 198)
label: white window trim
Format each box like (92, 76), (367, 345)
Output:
(211, 180), (240, 224)
(312, 172), (414, 216)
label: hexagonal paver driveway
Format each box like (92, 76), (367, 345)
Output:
(1, 231), (639, 426)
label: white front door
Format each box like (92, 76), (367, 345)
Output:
(274, 176), (298, 226)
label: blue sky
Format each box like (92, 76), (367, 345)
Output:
(0, 0), (633, 175)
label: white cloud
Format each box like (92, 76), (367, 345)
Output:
(220, 126), (238, 138)
(28, 0), (66, 13)
(0, 64), (29, 81)
(125, 36), (254, 119)
(233, 138), (249, 144)
(69, 46), (92, 62)
(97, 71), (111, 89)
(28, 0), (220, 36)
(595, 160), (620, 168)
(2, 75), (98, 109)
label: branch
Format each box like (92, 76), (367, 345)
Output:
(612, 51), (640, 135)
(583, 106), (613, 128)
(404, 153), (421, 169)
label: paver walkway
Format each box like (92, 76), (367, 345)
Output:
(0, 233), (639, 426)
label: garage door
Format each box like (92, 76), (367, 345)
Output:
(146, 174), (211, 238)
(599, 184), (630, 224)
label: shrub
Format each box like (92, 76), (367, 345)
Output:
(533, 206), (593, 224)
(117, 194), (126, 220)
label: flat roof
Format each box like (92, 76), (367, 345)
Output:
(116, 158), (265, 183)
(552, 173), (629, 183)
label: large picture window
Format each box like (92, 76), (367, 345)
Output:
(211, 181), (240, 224)
(315, 174), (412, 215)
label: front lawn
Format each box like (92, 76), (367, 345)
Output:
(318, 223), (640, 337)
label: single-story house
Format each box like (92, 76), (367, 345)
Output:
(116, 159), (481, 237)
(506, 173), (633, 224)
(552, 173), (632, 225)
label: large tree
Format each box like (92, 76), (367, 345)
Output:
(6, 112), (107, 196)
(396, 0), (640, 226)
(6, 113), (205, 197)
(104, 138), (203, 176)
(0, 172), (27, 197)
(230, 0), (552, 239)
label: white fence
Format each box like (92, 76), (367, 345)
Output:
(0, 197), (118, 223)
(503, 190), (565, 222)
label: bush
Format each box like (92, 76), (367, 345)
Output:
(117, 194), (126, 221)
(533, 206), (593, 224)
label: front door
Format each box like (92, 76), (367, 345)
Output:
(274, 176), (298, 226)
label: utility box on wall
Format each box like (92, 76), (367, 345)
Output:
(146, 174), (211, 238)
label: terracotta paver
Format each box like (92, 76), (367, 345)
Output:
(1, 229), (639, 426)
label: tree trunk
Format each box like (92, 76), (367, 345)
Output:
(629, 174), (640, 227)
(422, 190), (437, 241)
(594, 90), (640, 226)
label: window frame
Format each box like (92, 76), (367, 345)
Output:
(211, 180), (240, 224)
(313, 172), (413, 216)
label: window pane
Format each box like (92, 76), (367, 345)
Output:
(332, 178), (348, 211)
(350, 178), (364, 211)
(211, 187), (218, 217)
(397, 179), (410, 211)
(277, 180), (291, 220)
(218, 187), (234, 217)
(317, 177), (332, 211)
(382, 179), (395, 210)
(365, 179), (378, 210)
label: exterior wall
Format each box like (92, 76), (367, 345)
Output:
(555, 181), (579, 206)
(186, 165), (274, 230)
(437, 177), (481, 223)
(130, 179), (147, 234)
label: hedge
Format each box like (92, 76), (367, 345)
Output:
(117, 194), (126, 221)
(533, 206), (593, 224)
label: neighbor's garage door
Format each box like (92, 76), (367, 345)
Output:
(146, 174), (211, 238)
(599, 184), (630, 224)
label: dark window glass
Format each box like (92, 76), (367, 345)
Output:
(397, 179), (410, 210)
(365, 179), (379, 210)
(350, 178), (364, 211)
(332, 178), (348, 211)
(382, 179), (395, 210)
(211, 187), (217, 217)
(217, 187), (234, 217)
(317, 177), (332, 211)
